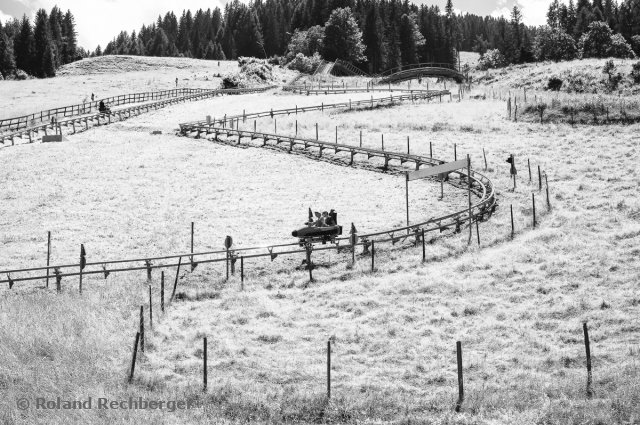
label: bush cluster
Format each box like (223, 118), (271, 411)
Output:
(477, 49), (506, 70)
(286, 52), (323, 74)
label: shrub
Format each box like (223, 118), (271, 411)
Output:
(533, 26), (577, 62)
(477, 49), (506, 70)
(632, 35), (640, 56)
(547, 77), (563, 91)
(286, 52), (323, 74)
(630, 62), (640, 84)
(579, 22), (635, 59)
(579, 22), (613, 58)
(240, 61), (273, 81)
(609, 34), (636, 59)
(14, 69), (28, 80)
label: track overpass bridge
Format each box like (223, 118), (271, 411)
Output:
(375, 62), (465, 84)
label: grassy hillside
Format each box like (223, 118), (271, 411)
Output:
(1, 57), (639, 424)
(0, 56), (296, 119)
(472, 57), (640, 95)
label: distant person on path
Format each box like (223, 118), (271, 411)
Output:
(99, 100), (110, 114)
(91, 93), (94, 102)
(175, 77), (178, 87)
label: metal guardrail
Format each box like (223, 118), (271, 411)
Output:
(0, 86), (278, 147)
(0, 87), (496, 286)
(0, 88), (214, 134)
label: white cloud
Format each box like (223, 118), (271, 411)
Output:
(516, 0), (551, 26)
(490, 6), (511, 19)
(0, 9), (14, 23)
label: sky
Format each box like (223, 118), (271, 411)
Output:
(0, 0), (554, 50)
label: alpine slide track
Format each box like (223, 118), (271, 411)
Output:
(0, 62), (494, 289)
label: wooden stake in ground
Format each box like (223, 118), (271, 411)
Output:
(240, 256), (245, 290)
(510, 205), (515, 239)
(46, 231), (51, 288)
(139, 306), (145, 353)
(371, 240), (375, 272)
(483, 148), (487, 171)
(532, 193), (537, 228)
(327, 339), (332, 399)
(467, 155), (472, 244)
(79, 244), (86, 294)
(455, 341), (464, 412)
(171, 257), (182, 302)
(128, 332), (140, 384)
(203, 337), (208, 392)
(545, 173), (551, 210)
(148, 285), (153, 330)
(538, 165), (542, 191)
(583, 322), (593, 399)
(160, 271), (165, 313)
(190, 222), (194, 271)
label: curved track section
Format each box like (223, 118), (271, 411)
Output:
(0, 87), (496, 287)
(179, 90), (496, 244)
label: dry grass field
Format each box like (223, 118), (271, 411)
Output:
(1, 56), (639, 425)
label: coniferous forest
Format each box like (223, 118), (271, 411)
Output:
(0, 7), (80, 79)
(98, 0), (640, 73)
(0, 0), (639, 79)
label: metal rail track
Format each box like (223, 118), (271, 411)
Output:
(0, 86), (277, 147)
(0, 87), (496, 286)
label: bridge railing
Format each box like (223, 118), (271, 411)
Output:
(374, 62), (460, 79)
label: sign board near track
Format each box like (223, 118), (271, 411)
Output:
(407, 159), (468, 181)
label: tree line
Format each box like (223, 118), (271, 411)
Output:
(97, 0), (541, 74)
(0, 7), (80, 79)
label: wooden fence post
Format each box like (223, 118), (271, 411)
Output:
(203, 337), (208, 392)
(160, 271), (165, 313)
(190, 222), (194, 270)
(149, 285), (153, 330)
(46, 231), (51, 288)
(510, 205), (515, 239)
(583, 322), (593, 399)
(422, 229), (426, 262)
(371, 240), (375, 272)
(79, 244), (85, 294)
(483, 148), (487, 171)
(545, 174), (551, 210)
(528, 159), (532, 183)
(128, 332), (140, 384)
(240, 256), (245, 291)
(171, 257), (182, 301)
(139, 306), (145, 353)
(327, 339), (331, 399)
(455, 341), (464, 412)
(532, 194), (537, 228)
(538, 165), (542, 191)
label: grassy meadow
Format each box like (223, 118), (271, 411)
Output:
(1, 56), (640, 424)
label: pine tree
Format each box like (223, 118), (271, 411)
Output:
(62, 11), (77, 64)
(504, 6), (522, 64)
(363, 4), (386, 73)
(547, 0), (561, 28)
(43, 43), (56, 77)
(0, 29), (17, 77)
(323, 7), (366, 62)
(150, 28), (170, 56)
(566, 0), (578, 35)
(399, 13), (424, 65)
(15, 15), (34, 75)
(48, 7), (63, 67)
